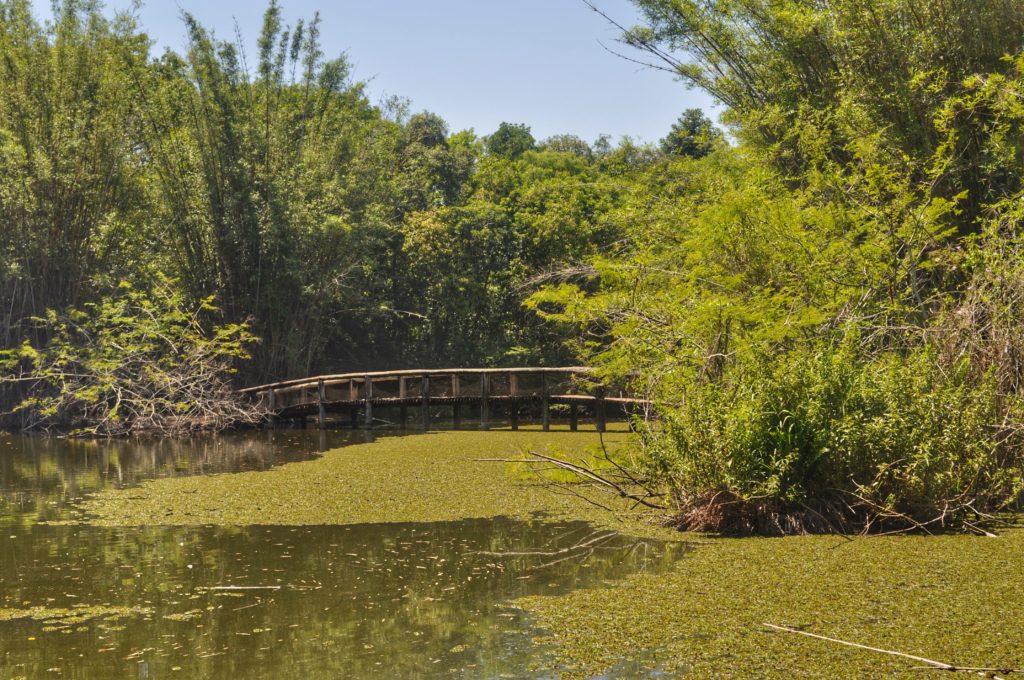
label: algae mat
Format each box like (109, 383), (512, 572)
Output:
(519, 528), (1024, 678)
(79, 430), (648, 528)
(79, 429), (1024, 679)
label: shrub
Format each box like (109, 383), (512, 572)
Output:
(0, 279), (261, 436)
(642, 337), (1024, 535)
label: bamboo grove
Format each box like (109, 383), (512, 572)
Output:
(0, 0), (647, 385)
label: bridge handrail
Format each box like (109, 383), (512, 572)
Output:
(238, 366), (595, 396)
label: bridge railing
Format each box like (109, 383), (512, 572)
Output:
(240, 367), (645, 432)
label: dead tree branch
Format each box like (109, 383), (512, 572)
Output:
(764, 624), (1021, 678)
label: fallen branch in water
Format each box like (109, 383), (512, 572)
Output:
(475, 450), (666, 510)
(763, 623), (1021, 678)
(475, 530), (619, 557)
(474, 529), (664, 572)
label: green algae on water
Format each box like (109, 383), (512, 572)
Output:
(517, 529), (1024, 678)
(0, 605), (152, 625)
(27, 429), (1024, 679)
(78, 430), (669, 535)
(162, 609), (204, 622)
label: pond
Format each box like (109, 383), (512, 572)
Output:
(0, 431), (686, 679)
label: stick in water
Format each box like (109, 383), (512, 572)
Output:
(763, 623), (1019, 678)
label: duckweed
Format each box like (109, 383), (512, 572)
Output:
(73, 430), (1024, 678)
(0, 605), (152, 625)
(518, 529), (1024, 678)
(80, 431), (666, 534)
(162, 609), (204, 622)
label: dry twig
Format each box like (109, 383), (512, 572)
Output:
(764, 623), (1021, 678)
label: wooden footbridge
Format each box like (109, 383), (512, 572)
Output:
(239, 367), (648, 432)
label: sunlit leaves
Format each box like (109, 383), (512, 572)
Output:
(3, 277), (258, 435)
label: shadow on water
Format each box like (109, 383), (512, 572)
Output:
(0, 432), (688, 679)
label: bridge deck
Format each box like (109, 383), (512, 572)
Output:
(242, 367), (648, 432)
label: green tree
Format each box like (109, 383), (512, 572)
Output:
(526, 0), (1024, 533)
(400, 146), (623, 365)
(539, 134), (594, 159)
(625, 0), (1024, 233)
(0, 0), (152, 348)
(137, 4), (403, 380)
(659, 108), (722, 158)
(485, 122), (536, 159)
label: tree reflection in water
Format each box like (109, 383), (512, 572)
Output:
(0, 433), (686, 679)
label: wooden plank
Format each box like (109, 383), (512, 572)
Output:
(238, 366), (594, 395)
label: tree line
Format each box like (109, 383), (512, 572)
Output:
(0, 1), (706, 381)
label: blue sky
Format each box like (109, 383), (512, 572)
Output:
(30, 0), (717, 145)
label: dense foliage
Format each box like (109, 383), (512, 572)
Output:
(0, 279), (258, 435)
(659, 109), (721, 158)
(533, 0), (1024, 532)
(0, 0), (636, 391)
(2, 0), (1021, 531)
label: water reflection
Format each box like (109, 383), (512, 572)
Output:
(1, 520), (684, 679)
(0, 430), (369, 525)
(0, 432), (686, 679)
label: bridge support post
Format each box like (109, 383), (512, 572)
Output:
(595, 386), (606, 433)
(452, 375), (461, 429)
(317, 379), (326, 430)
(509, 373), (519, 430)
(569, 385), (578, 432)
(267, 389), (278, 428)
(421, 375), (431, 431)
(480, 373), (489, 430)
(541, 374), (550, 432)
(363, 377), (373, 429)
(399, 377), (408, 429)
